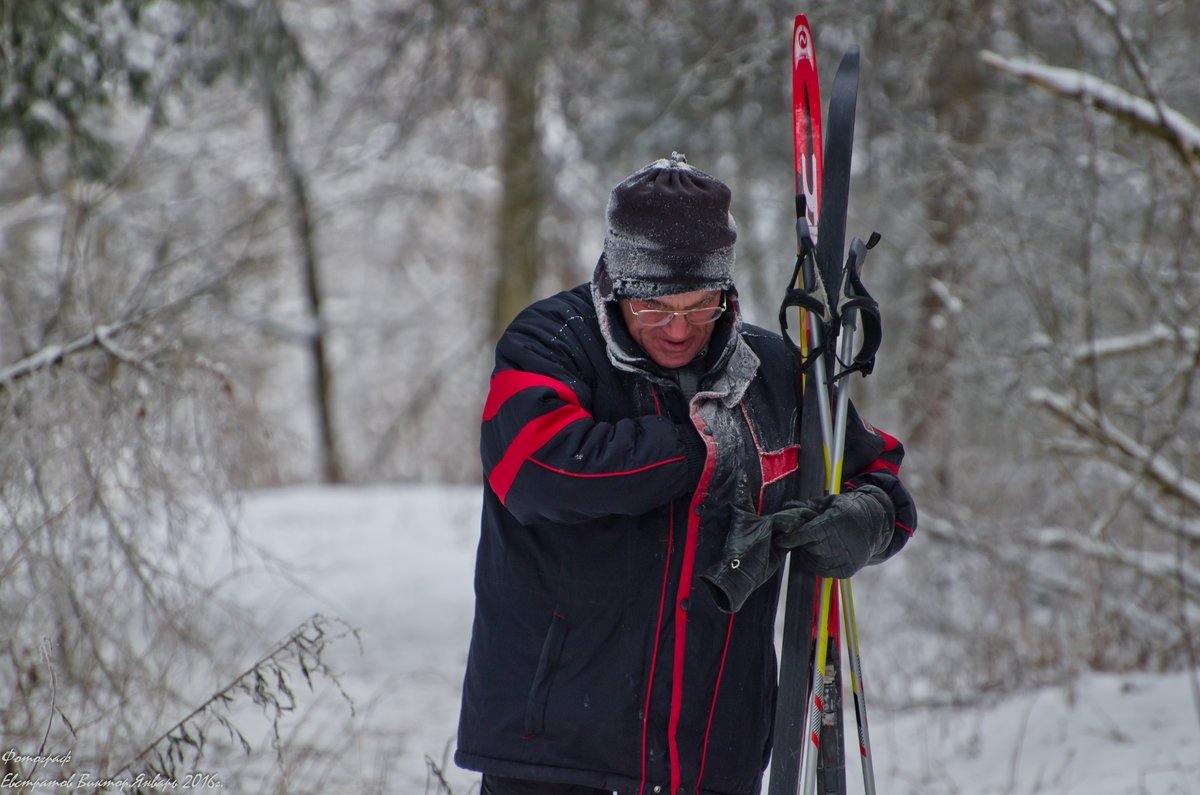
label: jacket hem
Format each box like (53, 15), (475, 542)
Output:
(455, 749), (639, 795)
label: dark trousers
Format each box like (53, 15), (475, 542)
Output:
(481, 773), (615, 795)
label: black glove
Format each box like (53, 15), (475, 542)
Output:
(701, 485), (895, 614)
(700, 499), (822, 614)
(775, 485), (895, 580)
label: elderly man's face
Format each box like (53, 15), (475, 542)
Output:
(619, 289), (724, 370)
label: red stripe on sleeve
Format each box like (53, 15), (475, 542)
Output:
(874, 427), (901, 453)
(860, 458), (900, 476)
(488, 404), (591, 503)
(483, 370), (581, 421)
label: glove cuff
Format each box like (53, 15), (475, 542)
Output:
(854, 484), (895, 561)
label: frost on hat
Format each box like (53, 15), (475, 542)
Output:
(601, 152), (737, 299)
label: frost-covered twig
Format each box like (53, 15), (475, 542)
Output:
(0, 253), (255, 389)
(1085, 0), (1180, 157)
(0, 325), (124, 386)
(919, 513), (1089, 602)
(1118, 470), (1200, 546)
(113, 614), (360, 784)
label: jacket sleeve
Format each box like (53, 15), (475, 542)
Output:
(841, 402), (918, 562)
(481, 300), (706, 526)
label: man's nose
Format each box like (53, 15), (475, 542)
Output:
(661, 314), (692, 337)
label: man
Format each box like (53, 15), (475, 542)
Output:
(456, 154), (917, 795)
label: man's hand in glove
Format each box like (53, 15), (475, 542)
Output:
(699, 498), (820, 614)
(775, 484), (895, 580)
(700, 484), (895, 614)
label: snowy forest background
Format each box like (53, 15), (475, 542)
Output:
(2, 0), (1198, 792)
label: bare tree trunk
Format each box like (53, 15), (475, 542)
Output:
(489, 2), (544, 342)
(900, 0), (991, 493)
(262, 79), (346, 484)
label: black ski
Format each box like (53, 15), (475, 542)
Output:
(809, 44), (859, 795)
(816, 45), (860, 366)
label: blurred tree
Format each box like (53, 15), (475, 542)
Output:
(488, 0), (546, 340)
(981, 0), (1200, 675)
(852, 0), (1200, 699)
(0, 0), (352, 785)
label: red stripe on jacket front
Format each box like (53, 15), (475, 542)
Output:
(667, 409), (717, 794)
(696, 614), (736, 789)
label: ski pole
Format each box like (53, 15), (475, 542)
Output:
(829, 237), (879, 795)
(798, 275), (849, 795)
(800, 237), (881, 795)
(840, 578), (876, 792)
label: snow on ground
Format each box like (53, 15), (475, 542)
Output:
(226, 484), (481, 794)
(861, 672), (1199, 794)
(225, 485), (1200, 794)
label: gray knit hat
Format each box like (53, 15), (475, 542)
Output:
(601, 152), (737, 299)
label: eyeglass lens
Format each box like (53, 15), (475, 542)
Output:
(632, 305), (724, 327)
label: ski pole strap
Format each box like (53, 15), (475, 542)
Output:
(832, 235), (883, 380)
(777, 224), (884, 378)
(779, 215), (832, 366)
(778, 279), (828, 364)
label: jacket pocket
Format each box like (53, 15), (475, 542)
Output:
(524, 611), (568, 735)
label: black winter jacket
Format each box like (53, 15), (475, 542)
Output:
(456, 281), (916, 795)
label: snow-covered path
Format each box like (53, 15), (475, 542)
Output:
(227, 486), (1200, 794)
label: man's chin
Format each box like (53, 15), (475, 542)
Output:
(649, 349), (698, 369)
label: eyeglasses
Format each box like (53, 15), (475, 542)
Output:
(626, 294), (727, 328)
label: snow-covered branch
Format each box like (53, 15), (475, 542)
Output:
(0, 254), (256, 390)
(919, 513), (1090, 600)
(1066, 323), (1199, 365)
(1031, 524), (1200, 602)
(980, 50), (1200, 175)
(1030, 388), (1200, 517)
(0, 324), (129, 387)
(1125, 471), (1200, 546)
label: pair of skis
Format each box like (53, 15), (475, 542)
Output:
(769, 14), (883, 795)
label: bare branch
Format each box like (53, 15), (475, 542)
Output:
(1030, 388), (1200, 514)
(1050, 323), (1200, 365)
(1085, 0), (1179, 153)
